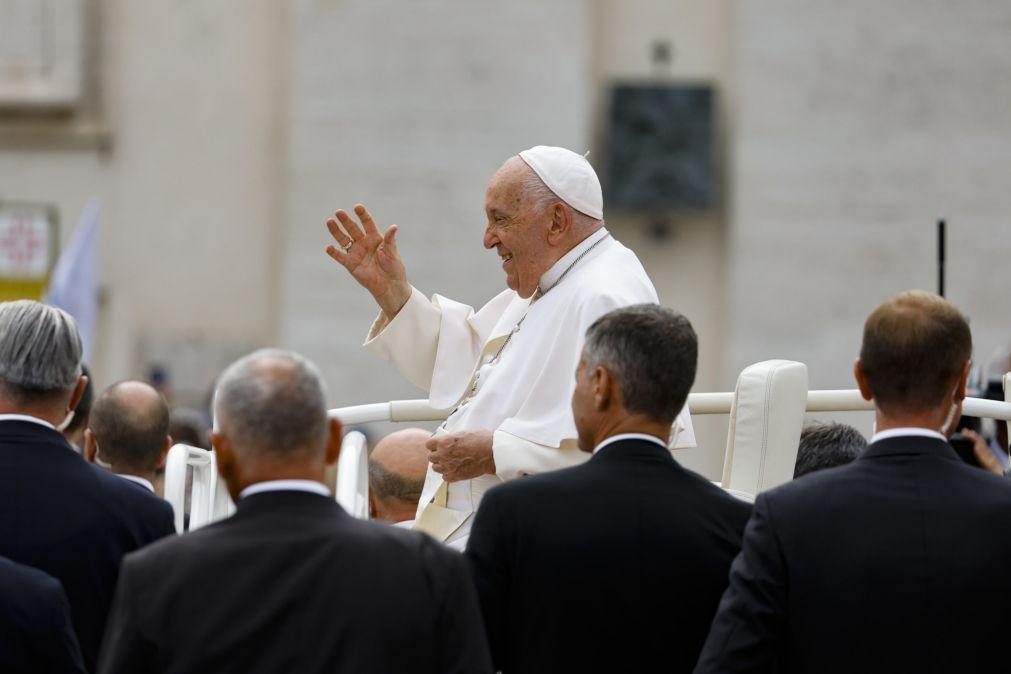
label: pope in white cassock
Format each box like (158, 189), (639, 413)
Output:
(325, 146), (694, 548)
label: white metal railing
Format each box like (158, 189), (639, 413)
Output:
(163, 443), (236, 533)
(335, 431), (369, 519)
(330, 388), (1011, 426)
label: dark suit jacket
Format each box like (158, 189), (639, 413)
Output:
(466, 437), (752, 673)
(99, 489), (493, 674)
(695, 435), (1011, 674)
(0, 555), (86, 674)
(0, 420), (176, 671)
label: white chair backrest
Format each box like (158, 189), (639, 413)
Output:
(722, 360), (808, 497)
(163, 444), (235, 533)
(336, 431), (369, 519)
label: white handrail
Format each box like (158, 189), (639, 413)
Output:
(330, 388), (1011, 424)
(336, 431), (369, 519)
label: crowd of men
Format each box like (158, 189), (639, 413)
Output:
(2, 145), (1010, 674)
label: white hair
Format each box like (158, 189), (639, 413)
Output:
(0, 300), (82, 400)
(214, 348), (329, 460)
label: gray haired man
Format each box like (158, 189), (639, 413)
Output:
(369, 427), (431, 526)
(0, 300), (175, 672)
(100, 349), (492, 674)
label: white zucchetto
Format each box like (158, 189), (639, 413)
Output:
(518, 145), (604, 220)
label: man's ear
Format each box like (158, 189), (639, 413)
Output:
(546, 203), (572, 245)
(854, 359), (873, 402)
(211, 430), (237, 490)
(324, 417), (343, 466)
(954, 360), (972, 402)
(84, 428), (98, 463)
(68, 375), (88, 413)
(593, 365), (615, 412)
(156, 435), (172, 470)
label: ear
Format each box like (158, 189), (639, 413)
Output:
(156, 435), (172, 470)
(368, 491), (377, 519)
(954, 360), (972, 402)
(546, 203), (572, 245)
(68, 375), (88, 413)
(592, 365), (615, 412)
(854, 359), (873, 401)
(211, 429), (238, 495)
(84, 429), (98, 463)
(324, 416), (343, 466)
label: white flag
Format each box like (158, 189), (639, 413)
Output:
(44, 199), (101, 362)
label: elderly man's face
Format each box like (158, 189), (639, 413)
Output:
(483, 160), (554, 299)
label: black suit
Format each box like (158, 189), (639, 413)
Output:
(99, 489), (493, 674)
(466, 437), (752, 673)
(0, 420), (176, 671)
(0, 555), (86, 674)
(695, 434), (1011, 674)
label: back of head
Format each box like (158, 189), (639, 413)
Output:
(794, 422), (868, 478)
(214, 348), (328, 465)
(583, 303), (698, 425)
(860, 290), (972, 415)
(89, 381), (170, 473)
(368, 428), (430, 519)
(0, 300), (82, 407)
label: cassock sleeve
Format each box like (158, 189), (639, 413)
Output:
(492, 430), (585, 481)
(693, 492), (788, 674)
(364, 285), (447, 392)
(97, 558), (160, 674)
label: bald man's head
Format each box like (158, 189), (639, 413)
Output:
(88, 381), (171, 474)
(368, 428), (431, 523)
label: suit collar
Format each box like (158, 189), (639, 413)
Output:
(862, 435), (960, 463)
(591, 437), (675, 464)
(593, 432), (667, 454)
(0, 418), (76, 450)
(235, 488), (344, 517)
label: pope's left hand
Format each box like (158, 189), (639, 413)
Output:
(426, 429), (496, 482)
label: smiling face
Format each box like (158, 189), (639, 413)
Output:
(483, 158), (556, 298)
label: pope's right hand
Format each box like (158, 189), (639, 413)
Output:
(326, 204), (411, 318)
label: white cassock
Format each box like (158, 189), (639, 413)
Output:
(365, 228), (695, 547)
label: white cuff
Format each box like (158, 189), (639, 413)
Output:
(492, 429), (588, 481)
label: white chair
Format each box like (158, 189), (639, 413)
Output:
(163, 444), (235, 533)
(720, 360), (809, 497)
(335, 430), (370, 519)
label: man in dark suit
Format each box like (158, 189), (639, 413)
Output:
(0, 555), (86, 674)
(466, 304), (751, 673)
(696, 290), (1011, 674)
(99, 348), (492, 674)
(0, 300), (176, 671)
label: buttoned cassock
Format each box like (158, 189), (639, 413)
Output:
(366, 228), (695, 545)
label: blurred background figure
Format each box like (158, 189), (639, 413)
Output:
(86, 380), (174, 496)
(793, 422), (867, 478)
(368, 428), (431, 526)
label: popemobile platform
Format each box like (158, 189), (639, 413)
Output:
(162, 361), (1011, 532)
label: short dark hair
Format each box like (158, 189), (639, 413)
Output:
(583, 304), (697, 424)
(89, 382), (170, 473)
(368, 460), (424, 505)
(860, 290), (972, 414)
(794, 422), (867, 478)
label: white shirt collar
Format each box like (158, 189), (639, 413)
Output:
(239, 479), (332, 500)
(593, 432), (668, 454)
(538, 227), (610, 293)
(870, 427), (947, 444)
(393, 519), (416, 529)
(0, 413), (56, 431)
(118, 474), (156, 493)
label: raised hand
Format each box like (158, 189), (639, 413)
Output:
(326, 204), (411, 318)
